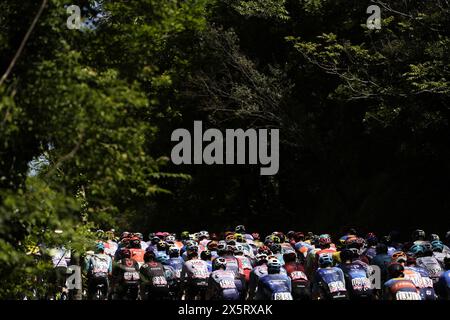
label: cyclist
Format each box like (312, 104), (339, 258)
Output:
(337, 249), (373, 300)
(206, 258), (240, 300)
(383, 263), (421, 300)
(86, 242), (112, 300)
(312, 253), (348, 300)
(235, 244), (253, 283)
(111, 248), (140, 300)
(371, 243), (392, 283)
(404, 254), (437, 300)
(283, 250), (310, 300)
(415, 244), (443, 284)
(181, 245), (210, 300)
(139, 251), (170, 300)
(248, 253), (269, 300)
(255, 257), (292, 300)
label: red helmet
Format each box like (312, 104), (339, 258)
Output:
(251, 233), (260, 241)
(258, 245), (272, 255)
(319, 237), (332, 246)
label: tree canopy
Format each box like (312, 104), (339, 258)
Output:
(0, 0), (449, 298)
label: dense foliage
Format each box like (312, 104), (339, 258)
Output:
(0, 0), (448, 297)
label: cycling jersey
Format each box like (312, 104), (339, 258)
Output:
(313, 267), (348, 300)
(283, 262), (310, 300)
(206, 270), (240, 300)
(112, 258), (140, 300)
(129, 248), (145, 268)
(88, 253), (112, 276)
(416, 256), (443, 283)
(338, 262), (373, 299)
(407, 266), (437, 300)
(167, 257), (184, 279)
(236, 255), (253, 282)
(248, 265), (268, 300)
(139, 261), (170, 300)
(255, 273), (292, 300)
(181, 258), (210, 299)
(383, 278), (422, 300)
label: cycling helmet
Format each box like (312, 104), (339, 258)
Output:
(120, 248), (131, 259)
(217, 240), (227, 253)
(180, 231), (190, 240)
(319, 236), (332, 247)
(165, 235), (176, 244)
(130, 237), (141, 249)
(96, 242), (105, 251)
(198, 230), (209, 240)
(294, 232), (305, 242)
(200, 250), (212, 260)
(156, 253), (169, 264)
(156, 241), (168, 251)
(272, 235), (281, 244)
(413, 229), (426, 241)
(187, 244), (199, 253)
(185, 240), (196, 248)
(387, 263), (404, 278)
(283, 250), (297, 262)
(207, 240), (218, 251)
(270, 243), (281, 254)
(340, 249), (354, 262)
(258, 245), (272, 255)
(235, 233), (245, 243)
(121, 231), (130, 239)
(408, 244), (425, 257)
(267, 257), (282, 273)
(251, 233), (260, 241)
(431, 240), (444, 252)
(168, 246), (180, 257)
(235, 225), (246, 234)
(134, 232), (143, 240)
(429, 234), (440, 242)
(256, 253), (268, 263)
(151, 236), (161, 245)
(287, 231), (295, 239)
(213, 257), (227, 270)
(225, 234), (236, 243)
(226, 244), (236, 253)
(235, 244), (244, 255)
(144, 250), (156, 262)
(391, 251), (407, 263)
(318, 253), (334, 267)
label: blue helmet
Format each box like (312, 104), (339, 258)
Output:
(408, 244), (425, 256)
(431, 240), (444, 252)
(156, 252), (169, 264)
(318, 253), (334, 266)
(96, 242), (105, 251)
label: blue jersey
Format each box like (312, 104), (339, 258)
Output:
(167, 257), (184, 279)
(338, 263), (373, 298)
(208, 270), (240, 300)
(256, 273), (292, 300)
(314, 267), (348, 300)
